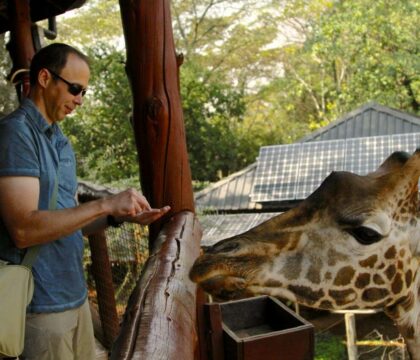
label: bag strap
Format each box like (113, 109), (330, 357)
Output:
(21, 175), (58, 269)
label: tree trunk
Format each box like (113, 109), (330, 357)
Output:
(119, 0), (195, 245)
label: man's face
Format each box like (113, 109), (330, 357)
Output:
(43, 53), (90, 124)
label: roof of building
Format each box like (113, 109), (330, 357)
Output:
(195, 102), (420, 213)
(0, 0), (86, 34)
(300, 102), (420, 142)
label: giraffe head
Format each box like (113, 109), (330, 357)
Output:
(190, 149), (420, 358)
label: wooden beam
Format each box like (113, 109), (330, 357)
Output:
(110, 211), (202, 360)
(118, 0), (195, 243)
(88, 231), (120, 349)
(7, 0), (35, 99)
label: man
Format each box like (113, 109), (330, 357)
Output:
(0, 43), (170, 359)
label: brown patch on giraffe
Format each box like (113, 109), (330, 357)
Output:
(264, 279), (282, 287)
(333, 266), (355, 286)
(325, 272), (332, 281)
(327, 248), (347, 267)
(362, 288), (389, 302)
(318, 300), (333, 309)
(355, 273), (370, 289)
(281, 253), (303, 280)
(378, 262), (385, 269)
(359, 255), (378, 269)
(373, 274), (385, 285)
(386, 293), (415, 321)
(397, 261), (403, 270)
(405, 269), (413, 288)
(306, 265), (321, 285)
(385, 264), (396, 280)
(400, 325), (415, 340)
(391, 273), (403, 294)
(384, 246), (396, 259)
(287, 285), (325, 306)
(328, 288), (357, 306)
(399, 248), (405, 257)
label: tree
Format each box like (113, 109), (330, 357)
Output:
(262, 0), (419, 131)
(61, 44), (137, 183)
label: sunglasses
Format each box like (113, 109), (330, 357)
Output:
(47, 68), (87, 97)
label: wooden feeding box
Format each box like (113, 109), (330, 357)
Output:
(203, 296), (314, 360)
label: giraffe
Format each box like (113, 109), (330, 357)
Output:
(190, 149), (420, 359)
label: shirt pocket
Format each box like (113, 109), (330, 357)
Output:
(58, 144), (77, 196)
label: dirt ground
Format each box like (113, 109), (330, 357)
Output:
(301, 307), (409, 359)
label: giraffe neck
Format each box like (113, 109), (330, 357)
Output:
(385, 267), (420, 360)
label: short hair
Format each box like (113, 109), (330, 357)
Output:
(29, 43), (90, 86)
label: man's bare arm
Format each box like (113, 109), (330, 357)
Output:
(0, 176), (157, 248)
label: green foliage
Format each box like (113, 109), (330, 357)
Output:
(265, 0), (419, 129)
(61, 44), (137, 183)
(181, 63), (248, 181)
(315, 332), (346, 360)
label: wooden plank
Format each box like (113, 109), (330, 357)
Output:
(110, 212), (202, 360)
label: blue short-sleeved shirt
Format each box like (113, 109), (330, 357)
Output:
(0, 98), (87, 313)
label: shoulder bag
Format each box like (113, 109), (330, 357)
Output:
(0, 176), (58, 357)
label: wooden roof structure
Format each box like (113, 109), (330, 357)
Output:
(0, 0), (86, 34)
(195, 102), (420, 213)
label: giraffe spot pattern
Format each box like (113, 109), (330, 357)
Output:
(355, 273), (370, 289)
(385, 264), (396, 280)
(264, 279), (282, 287)
(373, 274), (385, 285)
(281, 253), (303, 280)
(288, 285), (325, 306)
(328, 288), (357, 306)
(306, 265), (321, 285)
(319, 300), (333, 309)
(333, 266), (355, 286)
(405, 269), (412, 288)
(362, 287), (389, 302)
(359, 255), (378, 268)
(391, 273), (403, 294)
(384, 246), (396, 259)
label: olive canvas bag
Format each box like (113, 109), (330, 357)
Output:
(0, 176), (57, 357)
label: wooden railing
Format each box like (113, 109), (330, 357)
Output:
(111, 211), (202, 360)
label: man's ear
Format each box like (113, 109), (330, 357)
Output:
(37, 68), (52, 89)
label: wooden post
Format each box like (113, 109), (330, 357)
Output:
(118, 0), (195, 245)
(344, 313), (357, 360)
(88, 231), (120, 348)
(6, 0), (34, 100)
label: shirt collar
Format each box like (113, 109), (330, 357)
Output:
(21, 98), (59, 138)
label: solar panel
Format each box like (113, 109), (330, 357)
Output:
(199, 213), (280, 246)
(250, 133), (420, 203)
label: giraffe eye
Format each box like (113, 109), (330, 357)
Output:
(347, 226), (383, 245)
(213, 241), (239, 253)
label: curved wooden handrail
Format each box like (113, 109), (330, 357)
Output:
(111, 211), (202, 360)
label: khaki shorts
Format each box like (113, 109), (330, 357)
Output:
(21, 299), (95, 360)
